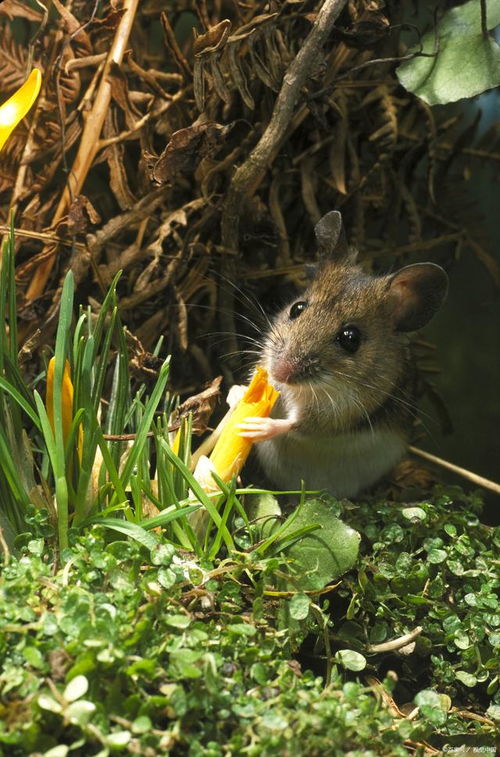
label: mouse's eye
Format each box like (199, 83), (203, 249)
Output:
(289, 301), (308, 320)
(336, 325), (361, 354)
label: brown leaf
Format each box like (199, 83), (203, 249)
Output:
(172, 376), (223, 435)
(127, 329), (164, 380)
(161, 12), (191, 76)
(0, 23), (30, 93)
(209, 56), (232, 104)
(51, 0), (91, 49)
(108, 62), (142, 125)
(193, 19), (232, 56)
(227, 43), (254, 110)
(193, 57), (207, 112)
(66, 195), (101, 235)
(329, 91), (348, 194)
(0, 0), (44, 22)
(389, 458), (438, 491)
(146, 121), (231, 185)
(249, 36), (278, 91)
(226, 13), (278, 43)
(102, 111), (137, 210)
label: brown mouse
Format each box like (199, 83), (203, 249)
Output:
(239, 210), (448, 498)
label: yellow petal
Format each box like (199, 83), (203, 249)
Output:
(209, 367), (279, 483)
(0, 69), (42, 152)
(46, 357), (75, 446)
(171, 429), (181, 456)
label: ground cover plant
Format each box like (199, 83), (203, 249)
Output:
(1, 0), (500, 755)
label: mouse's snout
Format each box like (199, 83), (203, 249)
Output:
(270, 353), (320, 385)
(270, 356), (296, 384)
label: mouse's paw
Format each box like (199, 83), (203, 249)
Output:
(237, 416), (294, 442)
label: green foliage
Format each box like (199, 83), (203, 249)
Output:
(336, 486), (499, 747)
(276, 498), (360, 590)
(397, 0), (500, 105)
(1, 488), (498, 755)
(0, 225), (236, 560)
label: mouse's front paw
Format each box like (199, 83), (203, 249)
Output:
(238, 416), (294, 442)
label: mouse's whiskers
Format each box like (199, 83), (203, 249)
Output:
(331, 368), (435, 437)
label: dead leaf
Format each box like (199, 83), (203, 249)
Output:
(146, 121), (231, 184)
(0, 23), (31, 93)
(127, 329), (164, 379)
(108, 61), (142, 125)
(66, 195), (102, 235)
(193, 19), (232, 56)
(0, 0), (44, 22)
(172, 376), (223, 434)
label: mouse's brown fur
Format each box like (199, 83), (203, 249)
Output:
(253, 210), (448, 497)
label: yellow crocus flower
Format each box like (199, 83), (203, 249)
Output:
(0, 69), (42, 152)
(46, 358), (75, 446)
(46, 357), (83, 465)
(208, 367), (279, 483)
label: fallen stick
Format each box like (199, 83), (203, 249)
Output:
(409, 445), (500, 495)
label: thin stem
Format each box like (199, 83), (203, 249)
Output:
(409, 445), (500, 495)
(480, 0), (488, 39)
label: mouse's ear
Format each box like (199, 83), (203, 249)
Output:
(314, 211), (356, 263)
(387, 263), (448, 332)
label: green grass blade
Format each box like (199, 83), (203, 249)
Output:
(139, 504), (201, 531)
(159, 439), (234, 553)
(51, 272), (75, 551)
(113, 359), (170, 500)
(96, 518), (160, 550)
(33, 390), (57, 479)
(0, 378), (42, 430)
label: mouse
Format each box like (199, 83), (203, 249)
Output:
(238, 210), (448, 498)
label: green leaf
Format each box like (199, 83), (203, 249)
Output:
(139, 504), (201, 531)
(397, 0), (500, 105)
(0, 378), (42, 430)
(486, 704), (500, 721)
(66, 700), (96, 726)
(114, 359), (170, 500)
(97, 518), (159, 550)
(168, 649), (203, 679)
(289, 593), (311, 620)
(132, 716), (152, 734)
(22, 645), (45, 669)
(63, 674), (89, 702)
(227, 623), (257, 637)
(157, 567), (176, 589)
(165, 614), (191, 629)
(455, 670), (478, 687)
(278, 499), (360, 590)
(426, 548), (447, 564)
(38, 694), (63, 714)
(106, 730), (131, 749)
(415, 689), (448, 726)
(261, 711), (289, 730)
(43, 747), (69, 757)
(336, 649), (367, 672)
(401, 507), (427, 522)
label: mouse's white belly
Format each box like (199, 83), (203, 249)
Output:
(255, 427), (406, 498)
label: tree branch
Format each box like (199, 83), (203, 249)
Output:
(221, 0), (348, 255)
(220, 0), (348, 368)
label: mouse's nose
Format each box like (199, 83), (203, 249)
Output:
(270, 356), (298, 384)
(270, 352), (321, 384)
